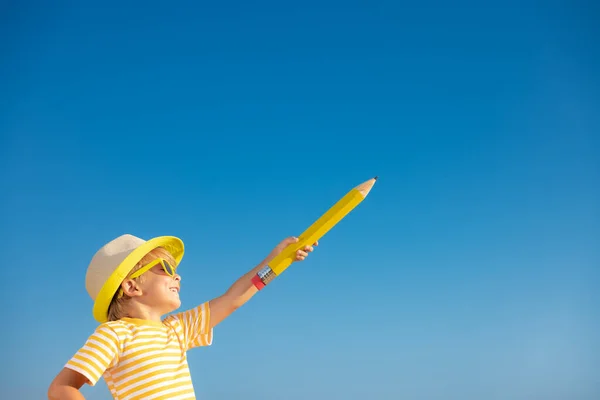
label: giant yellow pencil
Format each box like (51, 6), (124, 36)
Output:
(251, 176), (378, 290)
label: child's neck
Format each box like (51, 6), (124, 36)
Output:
(124, 302), (164, 323)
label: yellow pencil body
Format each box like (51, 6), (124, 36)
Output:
(252, 176), (377, 290)
(270, 188), (366, 275)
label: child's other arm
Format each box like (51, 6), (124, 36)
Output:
(48, 368), (88, 400)
(208, 236), (317, 328)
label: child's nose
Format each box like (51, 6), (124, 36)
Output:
(174, 274), (181, 282)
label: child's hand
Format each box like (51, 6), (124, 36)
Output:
(294, 238), (318, 261)
(267, 236), (318, 263)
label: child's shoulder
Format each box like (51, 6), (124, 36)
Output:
(88, 318), (177, 349)
(95, 319), (131, 331)
(88, 319), (131, 341)
(97, 318), (175, 335)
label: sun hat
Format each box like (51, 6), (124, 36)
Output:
(85, 234), (184, 323)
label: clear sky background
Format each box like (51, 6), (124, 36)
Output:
(1, 1), (598, 399)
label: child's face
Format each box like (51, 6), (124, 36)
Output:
(136, 262), (181, 314)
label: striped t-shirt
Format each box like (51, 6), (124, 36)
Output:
(65, 302), (213, 400)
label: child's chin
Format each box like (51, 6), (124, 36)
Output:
(167, 300), (181, 311)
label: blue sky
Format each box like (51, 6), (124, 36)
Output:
(1, 1), (598, 399)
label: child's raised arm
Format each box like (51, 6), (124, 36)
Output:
(48, 368), (88, 400)
(208, 236), (317, 328)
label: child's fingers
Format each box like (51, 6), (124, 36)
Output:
(297, 249), (308, 257)
(295, 249), (308, 260)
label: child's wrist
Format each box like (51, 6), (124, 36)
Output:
(251, 265), (276, 290)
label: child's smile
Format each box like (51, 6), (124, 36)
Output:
(137, 264), (182, 313)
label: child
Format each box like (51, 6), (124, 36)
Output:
(48, 233), (316, 400)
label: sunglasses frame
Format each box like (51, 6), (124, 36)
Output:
(130, 258), (175, 279)
(116, 258), (176, 299)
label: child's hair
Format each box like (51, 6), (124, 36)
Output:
(107, 247), (177, 321)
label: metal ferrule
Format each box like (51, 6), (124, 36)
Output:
(257, 265), (276, 285)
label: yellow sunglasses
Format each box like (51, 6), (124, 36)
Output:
(130, 258), (176, 280)
(116, 258), (176, 298)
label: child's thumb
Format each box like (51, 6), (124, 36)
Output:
(284, 236), (299, 245)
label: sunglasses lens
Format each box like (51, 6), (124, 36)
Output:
(163, 260), (175, 276)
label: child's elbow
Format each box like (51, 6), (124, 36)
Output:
(47, 381), (83, 400)
(48, 380), (70, 400)
(47, 381), (61, 400)
(48, 368), (87, 399)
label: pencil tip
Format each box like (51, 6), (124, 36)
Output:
(374, 176), (378, 180)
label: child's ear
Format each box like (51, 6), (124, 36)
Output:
(121, 279), (142, 297)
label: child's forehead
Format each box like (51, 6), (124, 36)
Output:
(146, 247), (173, 259)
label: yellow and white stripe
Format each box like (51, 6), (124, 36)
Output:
(66, 302), (212, 400)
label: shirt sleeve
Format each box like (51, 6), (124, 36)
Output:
(64, 324), (120, 386)
(165, 301), (213, 351)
